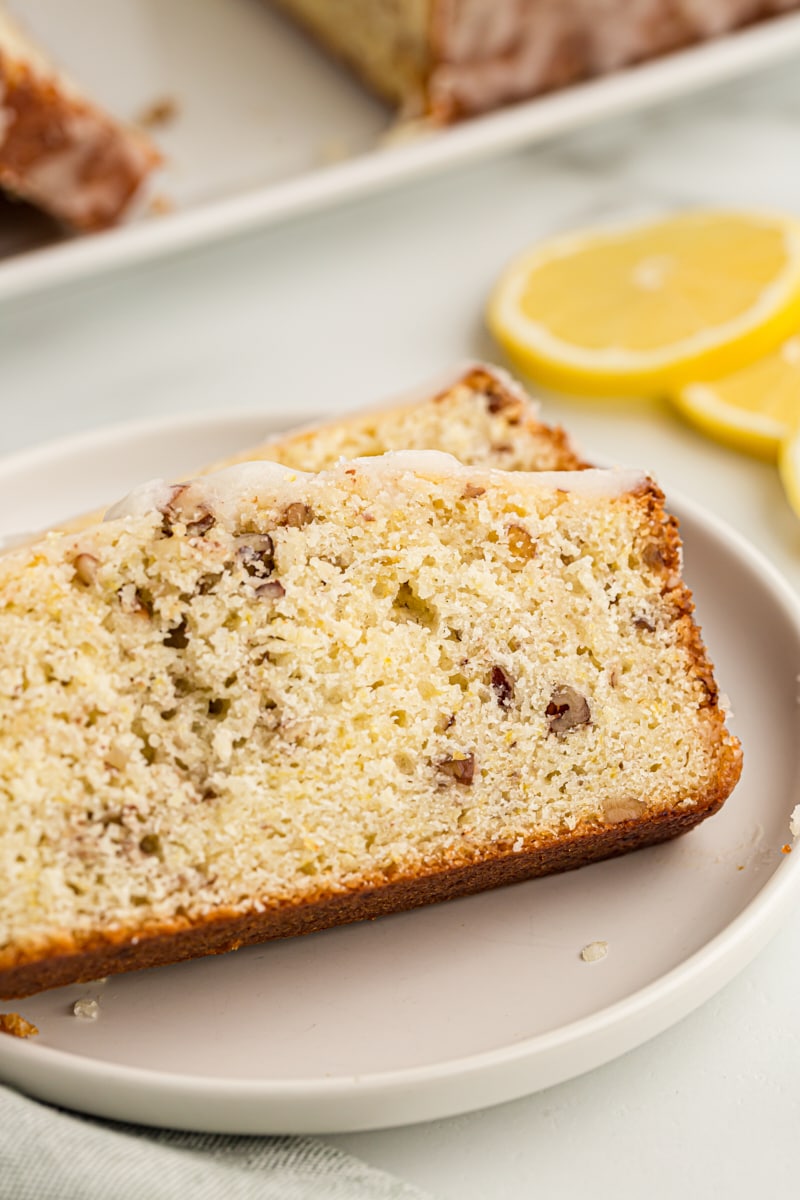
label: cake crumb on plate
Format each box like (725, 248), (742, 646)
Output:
(0, 1012), (39, 1038)
(580, 941), (609, 964)
(73, 998), (100, 1021)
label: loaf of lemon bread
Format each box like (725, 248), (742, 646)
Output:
(270, 0), (800, 121)
(0, 452), (741, 997)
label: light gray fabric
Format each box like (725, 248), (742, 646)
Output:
(0, 1084), (433, 1200)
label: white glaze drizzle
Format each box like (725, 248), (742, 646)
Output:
(105, 453), (648, 527)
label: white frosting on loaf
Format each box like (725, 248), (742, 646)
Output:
(104, 479), (179, 523)
(104, 453), (648, 527)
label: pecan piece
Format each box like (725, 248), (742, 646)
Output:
(282, 502), (313, 528)
(437, 753), (476, 786)
(236, 534), (274, 579)
(256, 580), (286, 601)
(546, 686), (591, 734)
(602, 798), (647, 824)
(72, 553), (99, 586)
(462, 482), (486, 499)
(160, 484), (216, 537)
(163, 618), (189, 649)
(642, 542), (667, 569)
(491, 666), (514, 710)
(118, 584), (152, 616)
(508, 524), (536, 562)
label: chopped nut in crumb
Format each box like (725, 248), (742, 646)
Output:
(507, 524), (536, 563)
(547, 686), (591, 734)
(72, 553), (99, 587)
(491, 666), (514, 710)
(580, 941), (608, 963)
(0, 1012), (39, 1038)
(603, 797), (646, 824)
(436, 753), (476, 785)
(462, 483), (486, 499)
(236, 534), (275, 578)
(282, 502), (314, 528)
(160, 485), (216, 538)
(256, 580), (286, 601)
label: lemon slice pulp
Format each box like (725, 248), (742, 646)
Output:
(672, 336), (800, 460)
(487, 211), (800, 396)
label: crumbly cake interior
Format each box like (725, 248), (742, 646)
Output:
(0, 455), (739, 965)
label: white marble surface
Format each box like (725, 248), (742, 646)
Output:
(2, 53), (800, 1200)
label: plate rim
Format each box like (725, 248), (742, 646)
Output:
(2, 11), (800, 306)
(1, 411), (800, 1131)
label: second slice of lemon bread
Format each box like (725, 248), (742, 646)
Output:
(57, 365), (585, 536)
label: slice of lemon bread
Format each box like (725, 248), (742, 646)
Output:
(0, 453), (741, 997)
(0, 8), (159, 230)
(204, 364), (585, 475)
(58, 365), (585, 536)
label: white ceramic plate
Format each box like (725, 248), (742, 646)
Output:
(3, 1), (800, 302)
(1, 412), (800, 1135)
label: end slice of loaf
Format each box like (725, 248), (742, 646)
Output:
(0, 10), (159, 230)
(0, 453), (741, 997)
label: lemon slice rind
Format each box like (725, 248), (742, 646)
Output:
(672, 383), (790, 460)
(779, 431), (800, 517)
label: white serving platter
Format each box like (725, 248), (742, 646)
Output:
(0, 412), (799, 1134)
(2, 1), (800, 302)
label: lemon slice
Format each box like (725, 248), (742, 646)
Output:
(672, 336), (800, 460)
(780, 428), (800, 517)
(487, 211), (800, 396)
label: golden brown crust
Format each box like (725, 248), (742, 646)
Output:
(0, 50), (159, 230)
(0, 770), (741, 999)
(632, 485), (723, 713)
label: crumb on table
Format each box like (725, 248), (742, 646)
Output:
(148, 194), (174, 216)
(0, 1012), (39, 1038)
